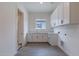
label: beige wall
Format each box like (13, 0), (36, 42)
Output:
(0, 3), (17, 56)
(28, 12), (51, 33)
(70, 3), (79, 24)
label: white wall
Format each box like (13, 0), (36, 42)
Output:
(54, 24), (79, 56)
(18, 4), (29, 45)
(0, 3), (17, 56)
(28, 12), (51, 33)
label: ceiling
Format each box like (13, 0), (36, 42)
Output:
(20, 2), (59, 13)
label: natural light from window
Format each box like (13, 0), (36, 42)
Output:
(35, 19), (46, 29)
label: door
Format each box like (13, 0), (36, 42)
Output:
(17, 9), (24, 49)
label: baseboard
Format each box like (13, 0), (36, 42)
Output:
(27, 42), (48, 44)
(14, 51), (18, 56)
(27, 41), (48, 42)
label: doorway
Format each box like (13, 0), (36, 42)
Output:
(17, 9), (24, 50)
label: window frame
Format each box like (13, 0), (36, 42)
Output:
(35, 19), (46, 29)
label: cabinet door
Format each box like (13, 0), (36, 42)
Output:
(32, 33), (37, 42)
(50, 14), (55, 27)
(54, 7), (59, 26)
(42, 33), (48, 41)
(63, 2), (70, 24)
(58, 3), (64, 25)
(51, 10), (56, 27)
(38, 33), (42, 42)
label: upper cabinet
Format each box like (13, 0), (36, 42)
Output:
(57, 3), (64, 25)
(51, 6), (59, 27)
(63, 3), (70, 25)
(51, 2), (79, 27)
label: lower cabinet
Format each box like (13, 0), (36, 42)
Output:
(27, 33), (48, 42)
(48, 33), (58, 46)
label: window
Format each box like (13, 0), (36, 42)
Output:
(35, 19), (46, 29)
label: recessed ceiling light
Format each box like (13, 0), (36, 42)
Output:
(40, 2), (43, 4)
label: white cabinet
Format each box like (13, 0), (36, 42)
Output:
(51, 2), (79, 27)
(42, 33), (48, 42)
(63, 3), (70, 24)
(27, 33), (48, 42)
(50, 7), (59, 27)
(57, 3), (64, 25)
(48, 33), (58, 46)
(50, 12), (55, 27)
(50, 3), (63, 27)
(55, 7), (59, 26)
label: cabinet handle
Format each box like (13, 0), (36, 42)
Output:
(64, 33), (67, 36)
(61, 20), (64, 24)
(58, 32), (60, 34)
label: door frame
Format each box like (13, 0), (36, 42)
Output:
(17, 8), (24, 50)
